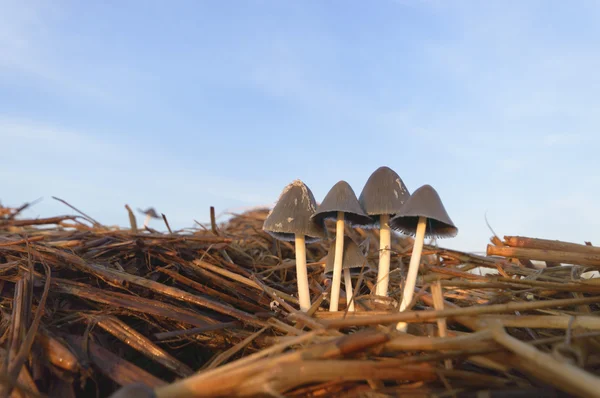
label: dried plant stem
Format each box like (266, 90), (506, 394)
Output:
(487, 244), (600, 267)
(486, 320), (600, 398)
(324, 296), (600, 329)
(89, 315), (193, 377)
(154, 329), (390, 398)
(124, 204), (138, 233)
(1, 263), (51, 398)
(189, 331), (322, 385)
(329, 212), (345, 312)
(431, 281), (452, 369)
(65, 335), (166, 388)
(206, 326), (269, 370)
(52, 196), (101, 226)
(504, 235), (600, 255)
(477, 314), (600, 330)
(193, 260), (299, 304)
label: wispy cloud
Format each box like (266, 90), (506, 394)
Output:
(0, 0), (144, 106)
(0, 117), (275, 228)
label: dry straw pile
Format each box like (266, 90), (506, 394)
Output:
(0, 198), (599, 398)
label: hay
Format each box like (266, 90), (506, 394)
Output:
(0, 200), (599, 397)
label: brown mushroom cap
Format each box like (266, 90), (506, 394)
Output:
(324, 236), (369, 275)
(138, 207), (160, 218)
(263, 180), (326, 243)
(389, 184), (457, 238)
(358, 166), (410, 226)
(311, 180), (372, 227)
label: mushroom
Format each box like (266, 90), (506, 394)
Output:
(263, 180), (326, 312)
(138, 207), (160, 228)
(389, 184), (457, 331)
(311, 180), (372, 312)
(324, 236), (369, 311)
(358, 166), (410, 297)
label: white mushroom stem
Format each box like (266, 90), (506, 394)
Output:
(375, 214), (391, 297)
(144, 214), (151, 228)
(294, 234), (311, 312)
(396, 216), (427, 331)
(329, 211), (345, 312)
(343, 268), (355, 312)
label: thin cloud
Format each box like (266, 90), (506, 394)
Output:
(0, 118), (275, 228)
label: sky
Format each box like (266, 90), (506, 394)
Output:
(1, 0), (599, 253)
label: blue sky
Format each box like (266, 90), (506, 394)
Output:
(1, 0), (599, 252)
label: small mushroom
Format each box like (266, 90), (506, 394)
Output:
(324, 236), (369, 311)
(263, 180), (326, 311)
(358, 166), (410, 297)
(312, 180), (372, 312)
(389, 184), (457, 331)
(138, 207), (160, 228)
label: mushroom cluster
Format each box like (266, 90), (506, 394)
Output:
(263, 167), (457, 315)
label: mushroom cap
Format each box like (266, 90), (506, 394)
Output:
(324, 236), (369, 275)
(311, 181), (373, 227)
(263, 180), (326, 243)
(138, 207), (160, 218)
(389, 184), (457, 239)
(358, 166), (410, 225)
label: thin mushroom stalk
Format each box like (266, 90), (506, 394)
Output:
(343, 268), (355, 312)
(357, 167), (410, 298)
(294, 234), (311, 311)
(262, 180), (325, 313)
(329, 212), (345, 311)
(389, 185), (458, 331)
(376, 214), (392, 297)
(310, 181), (371, 312)
(323, 236), (368, 313)
(396, 216), (426, 331)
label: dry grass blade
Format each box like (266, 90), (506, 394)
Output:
(0, 205), (599, 397)
(155, 329), (391, 398)
(86, 314), (194, 377)
(322, 296), (600, 328)
(65, 335), (166, 388)
(52, 279), (215, 327)
(205, 325), (269, 370)
(35, 328), (80, 373)
(487, 244), (600, 268)
(484, 319), (600, 397)
(80, 264), (266, 327)
(2, 262), (51, 398)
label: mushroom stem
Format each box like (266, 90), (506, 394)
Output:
(375, 214), (391, 297)
(329, 212), (345, 312)
(294, 234), (311, 312)
(343, 268), (355, 312)
(144, 214), (151, 228)
(396, 216), (427, 331)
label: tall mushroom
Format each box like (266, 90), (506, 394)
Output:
(263, 180), (326, 312)
(358, 166), (410, 298)
(324, 236), (369, 312)
(389, 184), (457, 331)
(311, 181), (372, 311)
(138, 207), (160, 228)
